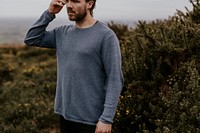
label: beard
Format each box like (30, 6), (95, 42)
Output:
(67, 8), (87, 22)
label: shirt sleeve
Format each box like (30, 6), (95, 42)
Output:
(99, 32), (124, 124)
(24, 10), (56, 48)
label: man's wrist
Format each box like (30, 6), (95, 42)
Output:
(99, 118), (112, 125)
(47, 9), (56, 17)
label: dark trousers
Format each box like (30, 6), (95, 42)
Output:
(60, 115), (96, 133)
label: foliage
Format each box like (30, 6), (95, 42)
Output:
(0, 47), (59, 133)
(111, 0), (200, 132)
(0, 0), (200, 132)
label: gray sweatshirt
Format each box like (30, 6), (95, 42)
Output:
(24, 10), (123, 125)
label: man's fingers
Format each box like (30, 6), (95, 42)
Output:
(53, 2), (64, 7)
(48, 0), (66, 14)
(95, 121), (112, 133)
(52, 0), (66, 7)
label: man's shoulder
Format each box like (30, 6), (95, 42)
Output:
(97, 21), (111, 30)
(96, 21), (115, 36)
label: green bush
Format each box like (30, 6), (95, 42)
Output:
(112, 0), (200, 132)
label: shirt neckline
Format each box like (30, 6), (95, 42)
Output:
(74, 21), (99, 30)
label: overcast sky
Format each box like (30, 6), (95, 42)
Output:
(0, 0), (192, 21)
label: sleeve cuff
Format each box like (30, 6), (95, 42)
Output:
(45, 9), (56, 20)
(99, 117), (113, 124)
(99, 107), (116, 124)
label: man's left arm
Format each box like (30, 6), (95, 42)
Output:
(97, 32), (124, 131)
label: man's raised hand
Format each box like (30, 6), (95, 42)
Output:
(48, 0), (66, 15)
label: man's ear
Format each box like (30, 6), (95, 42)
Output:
(87, 0), (94, 8)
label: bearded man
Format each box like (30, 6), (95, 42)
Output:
(24, 0), (123, 132)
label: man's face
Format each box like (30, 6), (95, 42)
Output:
(66, 0), (88, 22)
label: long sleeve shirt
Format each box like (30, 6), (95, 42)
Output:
(24, 10), (124, 125)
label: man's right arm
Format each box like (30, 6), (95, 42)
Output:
(24, 10), (57, 48)
(24, 0), (66, 48)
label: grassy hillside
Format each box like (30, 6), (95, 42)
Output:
(0, 46), (58, 133)
(0, 0), (200, 132)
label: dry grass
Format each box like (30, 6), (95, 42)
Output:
(0, 43), (25, 49)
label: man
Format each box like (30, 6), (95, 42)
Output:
(24, 0), (123, 132)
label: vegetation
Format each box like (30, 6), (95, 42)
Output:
(0, 46), (58, 133)
(0, 0), (199, 132)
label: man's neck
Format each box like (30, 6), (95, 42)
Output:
(75, 14), (97, 29)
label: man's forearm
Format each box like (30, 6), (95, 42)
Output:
(24, 10), (55, 48)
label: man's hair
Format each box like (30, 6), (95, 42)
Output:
(86, 0), (96, 16)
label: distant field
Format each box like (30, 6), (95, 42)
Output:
(0, 18), (135, 45)
(0, 18), (70, 44)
